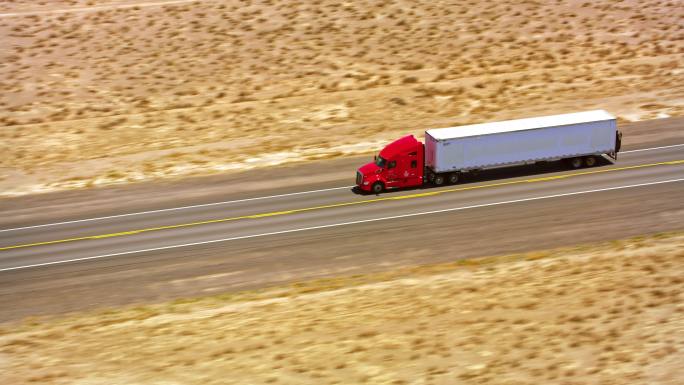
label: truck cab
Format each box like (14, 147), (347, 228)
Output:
(356, 135), (424, 193)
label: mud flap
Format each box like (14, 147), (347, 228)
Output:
(616, 131), (622, 150)
(609, 130), (623, 161)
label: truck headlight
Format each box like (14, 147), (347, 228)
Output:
(363, 181), (369, 185)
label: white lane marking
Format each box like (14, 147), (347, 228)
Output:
(0, 0), (201, 17)
(621, 143), (684, 153)
(1, 142), (681, 233)
(0, 186), (354, 233)
(1, 178), (682, 273)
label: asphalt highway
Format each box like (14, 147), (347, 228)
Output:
(0, 121), (682, 320)
(1, 144), (682, 271)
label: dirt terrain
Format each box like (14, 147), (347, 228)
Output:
(1, 0), (683, 196)
(1, 232), (682, 384)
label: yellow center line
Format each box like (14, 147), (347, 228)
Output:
(2, 159), (683, 252)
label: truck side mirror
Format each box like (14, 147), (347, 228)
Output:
(374, 155), (377, 161)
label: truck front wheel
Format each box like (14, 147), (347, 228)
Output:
(371, 182), (384, 194)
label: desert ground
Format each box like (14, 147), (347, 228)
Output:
(1, 232), (682, 384)
(0, 0), (683, 196)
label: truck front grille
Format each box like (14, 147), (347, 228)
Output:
(356, 171), (363, 185)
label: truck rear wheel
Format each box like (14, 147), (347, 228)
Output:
(447, 173), (460, 184)
(371, 182), (384, 194)
(433, 174), (445, 186)
(584, 156), (597, 167)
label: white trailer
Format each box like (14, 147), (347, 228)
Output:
(424, 110), (621, 176)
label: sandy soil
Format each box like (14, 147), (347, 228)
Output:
(1, 0), (683, 196)
(1, 232), (682, 384)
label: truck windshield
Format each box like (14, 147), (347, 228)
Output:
(375, 156), (387, 168)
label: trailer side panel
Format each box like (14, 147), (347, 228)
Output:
(426, 118), (616, 173)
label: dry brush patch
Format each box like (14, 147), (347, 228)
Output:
(1, 232), (683, 384)
(1, 0), (684, 196)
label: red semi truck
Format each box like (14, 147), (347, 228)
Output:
(355, 110), (622, 194)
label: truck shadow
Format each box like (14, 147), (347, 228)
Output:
(351, 156), (614, 195)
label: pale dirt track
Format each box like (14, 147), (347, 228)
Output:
(1, 232), (682, 384)
(1, 0), (683, 196)
(0, 0), (212, 17)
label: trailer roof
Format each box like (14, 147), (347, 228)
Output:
(426, 110), (616, 140)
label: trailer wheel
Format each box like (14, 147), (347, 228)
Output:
(371, 182), (384, 194)
(433, 174), (445, 186)
(584, 156), (597, 167)
(569, 157), (583, 169)
(447, 173), (460, 184)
